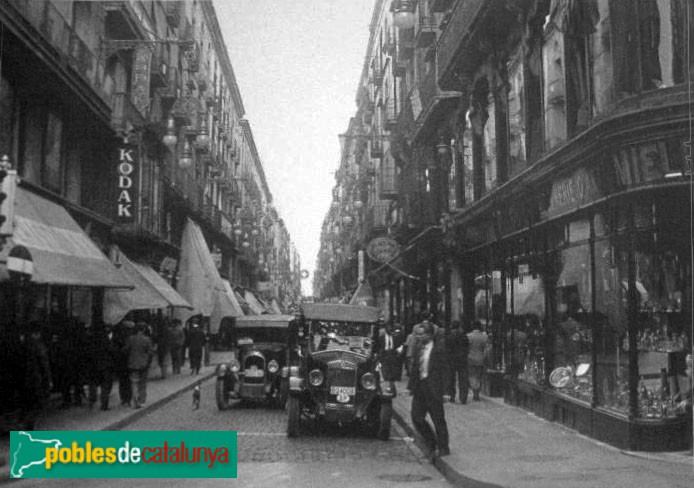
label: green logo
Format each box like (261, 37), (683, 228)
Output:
(10, 431), (237, 479)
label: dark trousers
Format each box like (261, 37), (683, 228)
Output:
(411, 378), (449, 452)
(129, 368), (148, 406)
(448, 362), (469, 403)
(117, 368), (132, 405)
(88, 370), (113, 409)
(189, 348), (202, 373)
(170, 346), (183, 374)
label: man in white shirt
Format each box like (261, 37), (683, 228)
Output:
(410, 322), (450, 458)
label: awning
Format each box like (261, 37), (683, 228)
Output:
(270, 298), (282, 314)
(103, 247), (192, 325)
(244, 290), (266, 315)
(0, 188), (132, 288)
(174, 218), (242, 331)
(234, 290), (253, 315)
(210, 279), (245, 332)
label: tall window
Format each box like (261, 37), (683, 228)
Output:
(20, 103), (65, 194)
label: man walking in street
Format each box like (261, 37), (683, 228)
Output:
(87, 323), (117, 411)
(187, 318), (206, 375)
(20, 322), (52, 430)
(169, 319), (185, 374)
(123, 322), (154, 409)
(410, 321), (450, 459)
(468, 320), (489, 401)
(447, 320), (470, 404)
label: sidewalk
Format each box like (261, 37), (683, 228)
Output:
(391, 379), (694, 488)
(0, 350), (234, 484)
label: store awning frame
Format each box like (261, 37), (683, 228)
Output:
(0, 188), (133, 288)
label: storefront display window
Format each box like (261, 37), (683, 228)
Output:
(506, 268), (546, 385)
(552, 243), (593, 403)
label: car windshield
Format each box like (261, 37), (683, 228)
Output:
(234, 327), (288, 347)
(308, 320), (374, 355)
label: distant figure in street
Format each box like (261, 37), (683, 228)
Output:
(187, 319), (206, 375)
(446, 320), (470, 404)
(467, 321), (489, 401)
(20, 322), (52, 430)
(123, 322), (154, 409)
(377, 321), (405, 384)
(169, 319), (185, 374)
(410, 322), (450, 458)
(155, 316), (171, 379)
(192, 384), (201, 410)
(113, 320), (135, 406)
(86, 323), (117, 411)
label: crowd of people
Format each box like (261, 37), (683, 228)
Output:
(2, 314), (211, 430)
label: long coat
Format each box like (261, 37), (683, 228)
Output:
(124, 332), (154, 370)
(467, 330), (489, 367)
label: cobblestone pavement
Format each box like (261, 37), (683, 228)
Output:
(123, 377), (428, 465)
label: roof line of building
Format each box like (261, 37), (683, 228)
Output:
(201, 1), (245, 118)
(239, 119), (273, 204)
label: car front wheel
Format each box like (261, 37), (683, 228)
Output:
(378, 401), (392, 440)
(216, 378), (230, 411)
(287, 396), (301, 437)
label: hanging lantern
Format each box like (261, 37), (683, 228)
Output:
(354, 199), (364, 210)
(393, 0), (416, 29)
(343, 215), (353, 225)
(179, 139), (193, 169)
(162, 115), (178, 149)
(233, 227), (242, 236)
(251, 226), (260, 236)
(242, 240), (250, 248)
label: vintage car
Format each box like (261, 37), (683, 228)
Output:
(216, 314), (298, 409)
(286, 303), (394, 439)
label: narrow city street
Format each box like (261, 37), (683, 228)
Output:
(15, 377), (450, 488)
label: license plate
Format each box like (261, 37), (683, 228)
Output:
(330, 386), (355, 395)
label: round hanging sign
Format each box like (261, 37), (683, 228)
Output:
(366, 237), (400, 264)
(300, 269), (310, 280)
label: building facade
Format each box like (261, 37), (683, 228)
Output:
(316, 0), (693, 451)
(0, 0), (299, 401)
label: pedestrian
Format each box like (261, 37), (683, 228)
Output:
(446, 320), (470, 404)
(123, 321), (154, 409)
(169, 319), (185, 374)
(187, 318), (206, 375)
(113, 320), (135, 406)
(410, 321), (451, 459)
(20, 322), (52, 430)
(155, 316), (171, 379)
(467, 320), (490, 401)
(87, 323), (117, 411)
(377, 320), (405, 384)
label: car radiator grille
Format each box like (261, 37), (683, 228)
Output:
(243, 355), (265, 383)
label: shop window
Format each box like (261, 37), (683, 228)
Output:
(19, 104), (65, 195)
(506, 267), (547, 385)
(611, 0), (693, 96)
(507, 49), (527, 177)
(551, 243), (593, 403)
(542, 28), (567, 148)
(592, 0), (615, 115)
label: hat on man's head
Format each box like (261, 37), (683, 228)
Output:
(122, 320), (135, 329)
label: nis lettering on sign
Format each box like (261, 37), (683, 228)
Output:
(117, 146), (136, 220)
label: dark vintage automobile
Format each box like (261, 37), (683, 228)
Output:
(286, 303), (394, 439)
(216, 314), (298, 409)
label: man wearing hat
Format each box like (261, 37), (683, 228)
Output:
(123, 322), (154, 408)
(113, 320), (135, 406)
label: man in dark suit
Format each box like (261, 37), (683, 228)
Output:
(123, 322), (154, 409)
(410, 321), (450, 458)
(377, 320), (405, 382)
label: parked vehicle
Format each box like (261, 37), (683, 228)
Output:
(216, 314), (299, 409)
(286, 303), (394, 439)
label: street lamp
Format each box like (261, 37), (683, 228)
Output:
(195, 113), (210, 151)
(393, 0), (416, 29)
(179, 139), (193, 169)
(162, 115), (178, 149)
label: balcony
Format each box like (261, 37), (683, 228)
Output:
(397, 40), (415, 61)
(378, 152), (398, 200)
(437, 0), (487, 90)
(407, 66), (461, 142)
(431, 0), (455, 12)
(8, 0), (115, 111)
(111, 92), (146, 131)
(370, 137), (384, 159)
(415, 16), (438, 48)
(385, 98), (398, 130)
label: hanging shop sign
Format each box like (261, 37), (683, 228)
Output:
(611, 139), (684, 188)
(131, 46), (152, 115)
(546, 167), (602, 218)
(366, 237), (400, 263)
(116, 136), (138, 222)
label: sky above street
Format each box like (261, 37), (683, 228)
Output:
(214, 1), (376, 295)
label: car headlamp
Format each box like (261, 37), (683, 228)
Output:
(309, 369), (324, 386)
(229, 358), (240, 373)
(361, 372), (376, 390)
(268, 360), (279, 373)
